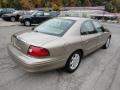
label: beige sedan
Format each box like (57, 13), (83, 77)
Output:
(7, 17), (111, 73)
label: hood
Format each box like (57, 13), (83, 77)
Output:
(16, 31), (59, 47)
(2, 13), (14, 17)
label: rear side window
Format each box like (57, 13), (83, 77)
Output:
(92, 21), (103, 32)
(81, 21), (96, 35)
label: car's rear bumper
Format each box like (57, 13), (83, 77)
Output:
(7, 44), (67, 72)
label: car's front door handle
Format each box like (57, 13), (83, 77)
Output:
(99, 36), (102, 39)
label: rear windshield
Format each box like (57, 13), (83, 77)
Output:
(34, 18), (75, 36)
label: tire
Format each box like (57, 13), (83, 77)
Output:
(24, 20), (31, 26)
(103, 37), (111, 49)
(64, 51), (82, 73)
(11, 17), (15, 22)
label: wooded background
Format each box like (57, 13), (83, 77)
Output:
(0, 0), (120, 12)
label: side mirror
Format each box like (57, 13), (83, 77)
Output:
(100, 27), (110, 32)
(102, 27), (109, 32)
(104, 28), (110, 32)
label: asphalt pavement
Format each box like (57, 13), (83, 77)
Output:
(0, 21), (120, 90)
(0, 18), (19, 27)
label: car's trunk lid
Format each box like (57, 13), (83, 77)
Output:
(12, 31), (59, 54)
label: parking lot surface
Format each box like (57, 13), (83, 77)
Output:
(0, 18), (19, 27)
(0, 21), (120, 90)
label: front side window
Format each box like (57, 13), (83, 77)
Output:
(34, 18), (75, 36)
(13, 11), (20, 14)
(44, 12), (50, 16)
(92, 21), (103, 32)
(2, 9), (6, 13)
(36, 12), (43, 16)
(81, 21), (96, 35)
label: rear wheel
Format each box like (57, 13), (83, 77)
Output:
(64, 51), (81, 73)
(24, 20), (31, 26)
(11, 17), (15, 22)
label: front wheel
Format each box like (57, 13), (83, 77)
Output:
(103, 37), (111, 49)
(24, 20), (31, 26)
(64, 51), (81, 73)
(11, 17), (15, 22)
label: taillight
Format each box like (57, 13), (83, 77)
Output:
(27, 45), (49, 57)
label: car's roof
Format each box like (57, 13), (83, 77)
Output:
(58, 17), (90, 23)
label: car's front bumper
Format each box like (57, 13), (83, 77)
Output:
(7, 44), (67, 72)
(19, 18), (25, 24)
(2, 16), (10, 21)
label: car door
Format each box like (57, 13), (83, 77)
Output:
(80, 20), (100, 55)
(43, 12), (51, 21)
(37, 16), (47, 23)
(92, 20), (109, 48)
(32, 11), (44, 24)
(37, 12), (51, 23)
